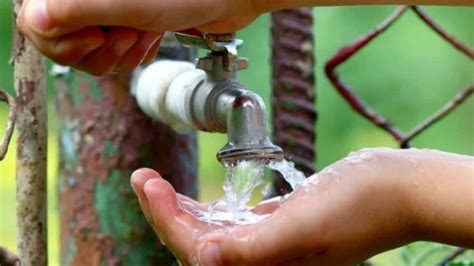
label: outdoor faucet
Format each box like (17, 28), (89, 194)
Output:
(132, 32), (283, 165)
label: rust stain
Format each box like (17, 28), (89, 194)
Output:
(56, 69), (197, 265)
(271, 8), (317, 195)
(56, 35), (197, 265)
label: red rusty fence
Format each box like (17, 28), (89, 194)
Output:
(270, 5), (472, 265)
(322, 5), (473, 264)
(325, 6), (473, 149)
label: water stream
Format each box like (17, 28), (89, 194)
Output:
(191, 159), (306, 225)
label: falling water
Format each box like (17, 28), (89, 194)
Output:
(267, 159), (305, 190)
(191, 159), (306, 225)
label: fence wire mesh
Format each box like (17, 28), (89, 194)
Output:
(0, 89), (16, 161)
(324, 6), (473, 265)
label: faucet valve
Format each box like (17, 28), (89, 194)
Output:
(133, 32), (284, 165)
(175, 32), (249, 73)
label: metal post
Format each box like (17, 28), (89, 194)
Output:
(271, 8), (317, 195)
(54, 34), (197, 265)
(12, 0), (48, 265)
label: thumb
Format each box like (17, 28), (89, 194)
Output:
(197, 227), (262, 266)
(198, 211), (320, 266)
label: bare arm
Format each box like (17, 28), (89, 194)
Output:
(400, 150), (474, 247)
(130, 148), (473, 265)
(18, 0), (472, 75)
(257, 0), (473, 12)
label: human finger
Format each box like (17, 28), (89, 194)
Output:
(18, 24), (105, 66)
(74, 27), (138, 75)
(139, 38), (161, 66)
(144, 178), (211, 262)
(24, 0), (224, 38)
(198, 191), (329, 265)
(130, 168), (161, 223)
(113, 31), (162, 72)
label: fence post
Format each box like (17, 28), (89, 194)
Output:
(54, 34), (197, 265)
(271, 8), (317, 194)
(12, 0), (48, 265)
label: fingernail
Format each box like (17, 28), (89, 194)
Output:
(26, 0), (53, 32)
(200, 242), (221, 266)
(130, 180), (138, 195)
(130, 170), (143, 194)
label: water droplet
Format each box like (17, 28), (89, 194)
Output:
(191, 159), (307, 225)
(343, 151), (373, 165)
(409, 158), (418, 167)
(261, 183), (273, 198)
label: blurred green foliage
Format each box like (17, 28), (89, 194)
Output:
(0, 1), (472, 265)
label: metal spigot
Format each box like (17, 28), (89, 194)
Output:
(175, 32), (249, 74)
(133, 32), (283, 165)
(211, 80), (283, 165)
(178, 32), (283, 165)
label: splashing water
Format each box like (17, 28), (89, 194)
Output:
(221, 160), (265, 213)
(267, 159), (305, 190)
(191, 159), (306, 226)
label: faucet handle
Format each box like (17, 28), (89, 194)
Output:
(175, 32), (240, 53)
(175, 31), (248, 72)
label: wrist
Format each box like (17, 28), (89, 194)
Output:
(360, 149), (422, 246)
(373, 149), (426, 244)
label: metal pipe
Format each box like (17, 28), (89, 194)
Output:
(210, 81), (283, 165)
(133, 58), (283, 165)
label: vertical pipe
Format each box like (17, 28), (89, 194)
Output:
(12, 0), (48, 265)
(55, 34), (197, 265)
(271, 8), (317, 195)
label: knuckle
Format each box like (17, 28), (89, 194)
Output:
(16, 14), (26, 33)
(46, 0), (76, 24)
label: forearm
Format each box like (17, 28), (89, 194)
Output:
(256, 0), (472, 13)
(402, 150), (474, 247)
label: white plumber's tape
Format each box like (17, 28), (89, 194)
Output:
(132, 60), (206, 134)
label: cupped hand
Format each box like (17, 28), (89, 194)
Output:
(130, 148), (418, 266)
(16, 0), (260, 75)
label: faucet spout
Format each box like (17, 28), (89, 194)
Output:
(211, 80), (283, 165)
(132, 61), (283, 165)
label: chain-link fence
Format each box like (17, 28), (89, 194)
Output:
(324, 6), (473, 265)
